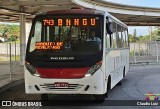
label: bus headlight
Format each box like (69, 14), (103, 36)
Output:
(25, 61), (40, 77)
(85, 61), (102, 77)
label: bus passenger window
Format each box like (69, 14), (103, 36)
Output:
(124, 29), (128, 48)
(125, 30), (129, 47)
(116, 24), (122, 48)
(122, 29), (126, 48)
(121, 30), (124, 48)
(106, 34), (110, 48)
(112, 32), (117, 49)
(109, 21), (117, 49)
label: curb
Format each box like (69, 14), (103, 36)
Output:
(0, 79), (24, 94)
(130, 62), (160, 66)
(0, 62), (9, 65)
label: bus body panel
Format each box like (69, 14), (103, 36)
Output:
(25, 68), (105, 94)
(105, 49), (129, 89)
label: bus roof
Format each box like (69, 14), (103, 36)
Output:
(36, 8), (127, 28)
(38, 8), (105, 16)
(106, 13), (128, 28)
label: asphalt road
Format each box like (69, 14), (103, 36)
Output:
(0, 65), (160, 109)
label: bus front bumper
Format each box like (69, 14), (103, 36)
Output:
(25, 69), (105, 95)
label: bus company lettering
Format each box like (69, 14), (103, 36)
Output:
(43, 18), (96, 26)
(35, 42), (63, 50)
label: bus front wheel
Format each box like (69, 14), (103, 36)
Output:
(94, 94), (105, 103)
(41, 94), (48, 100)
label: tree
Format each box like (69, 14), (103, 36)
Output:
(133, 28), (137, 42)
(129, 34), (134, 43)
(0, 24), (20, 41)
(153, 26), (160, 40)
(138, 35), (149, 43)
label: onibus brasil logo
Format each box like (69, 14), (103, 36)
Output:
(145, 92), (159, 101)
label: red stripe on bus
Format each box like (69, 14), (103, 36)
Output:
(36, 68), (89, 78)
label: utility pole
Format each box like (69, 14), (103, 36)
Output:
(150, 27), (152, 42)
(133, 29), (137, 63)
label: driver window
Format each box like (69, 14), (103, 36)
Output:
(30, 21), (42, 52)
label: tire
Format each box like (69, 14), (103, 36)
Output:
(117, 67), (125, 86)
(94, 94), (105, 103)
(41, 94), (48, 100)
(117, 81), (122, 86)
(106, 76), (111, 98)
(105, 92), (108, 98)
(123, 67), (126, 78)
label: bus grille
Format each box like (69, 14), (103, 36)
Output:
(40, 83), (84, 91)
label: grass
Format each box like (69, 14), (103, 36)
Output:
(0, 58), (8, 61)
(2, 40), (20, 44)
(0, 55), (20, 61)
(11, 55), (20, 61)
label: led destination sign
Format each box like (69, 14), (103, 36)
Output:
(43, 18), (96, 26)
(35, 42), (63, 50)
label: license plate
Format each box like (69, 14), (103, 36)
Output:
(54, 82), (69, 87)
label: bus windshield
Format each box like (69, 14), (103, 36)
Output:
(28, 15), (103, 55)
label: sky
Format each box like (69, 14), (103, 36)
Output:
(107, 0), (160, 8)
(107, 0), (160, 36)
(128, 26), (149, 36)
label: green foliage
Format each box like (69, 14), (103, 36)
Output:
(129, 50), (134, 56)
(133, 29), (137, 39)
(153, 26), (160, 41)
(138, 35), (149, 43)
(11, 55), (20, 61)
(8, 35), (16, 41)
(130, 27), (160, 43)
(129, 26), (160, 43)
(130, 50), (145, 56)
(0, 24), (19, 41)
(129, 33), (139, 43)
(129, 34), (133, 43)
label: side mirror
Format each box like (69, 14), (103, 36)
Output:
(106, 22), (113, 34)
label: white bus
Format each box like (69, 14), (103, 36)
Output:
(25, 8), (129, 102)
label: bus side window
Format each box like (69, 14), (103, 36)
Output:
(112, 32), (117, 49)
(123, 30), (126, 48)
(121, 28), (124, 48)
(125, 30), (129, 47)
(111, 21), (117, 49)
(124, 29), (128, 48)
(117, 24), (124, 48)
(106, 18), (111, 49)
(121, 28), (126, 48)
(120, 27), (124, 48)
(106, 34), (111, 49)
